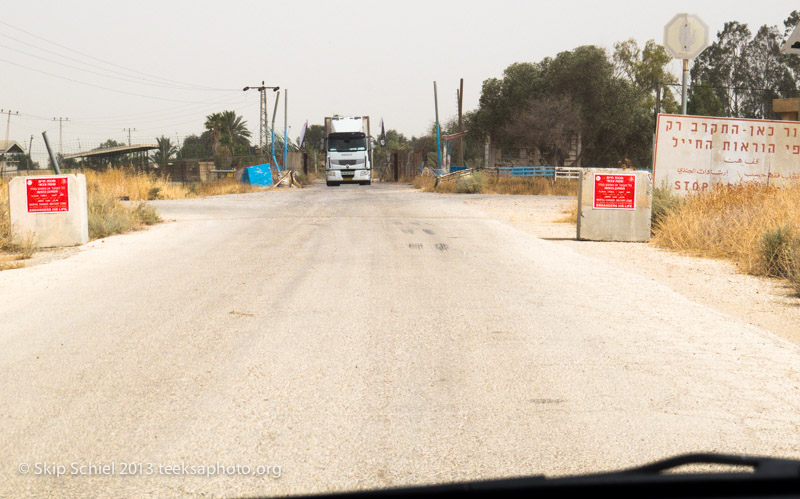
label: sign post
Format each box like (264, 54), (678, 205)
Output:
(664, 13), (710, 114)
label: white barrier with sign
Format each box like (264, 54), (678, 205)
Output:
(653, 114), (800, 194)
(8, 174), (89, 247)
(577, 169), (652, 242)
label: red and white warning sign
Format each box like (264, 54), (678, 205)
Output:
(593, 174), (636, 210)
(26, 177), (70, 213)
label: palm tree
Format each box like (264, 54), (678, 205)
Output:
(204, 110), (251, 157)
(153, 136), (177, 169)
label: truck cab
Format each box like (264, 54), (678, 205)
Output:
(325, 116), (371, 186)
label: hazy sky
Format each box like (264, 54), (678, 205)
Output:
(2, 0), (799, 153)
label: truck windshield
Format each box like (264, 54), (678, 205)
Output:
(328, 137), (366, 152)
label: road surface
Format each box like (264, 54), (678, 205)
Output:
(1, 182), (799, 497)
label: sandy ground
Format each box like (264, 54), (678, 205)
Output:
(458, 194), (800, 347)
(1, 183), (799, 498)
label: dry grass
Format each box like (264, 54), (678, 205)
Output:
(555, 206), (578, 224)
(653, 183), (800, 291)
(0, 178), (10, 253)
(413, 172), (578, 196)
(84, 169), (188, 201)
(194, 178), (264, 196)
(0, 178), (38, 267)
(1, 168), (272, 268)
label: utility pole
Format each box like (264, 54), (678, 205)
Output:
(53, 117), (69, 154)
(284, 89), (288, 171)
(243, 82), (279, 156)
(123, 127), (135, 146)
(123, 127), (135, 167)
(433, 82), (442, 170)
(1, 110), (18, 178)
(3, 110), (17, 145)
(28, 134), (34, 173)
(271, 91), (280, 169)
(457, 78), (464, 167)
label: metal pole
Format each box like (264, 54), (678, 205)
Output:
(28, 134), (33, 173)
(457, 78), (464, 166)
(283, 89), (288, 171)
(272, 91), (280, 170)
(259, 88), (264, 152)
(42, 131), (61, 174)
(53, 117), (68, 154)
(434, 81), (442, 169)
(681, 59), (689, 115)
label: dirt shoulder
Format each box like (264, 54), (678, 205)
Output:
(457, 193), (800, 347)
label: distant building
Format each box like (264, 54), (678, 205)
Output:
(0, 140), (25, 174)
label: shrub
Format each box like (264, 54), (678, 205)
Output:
(759, 225), (800, 295)
(651, 187), (685, 230)
(454, 172), (486, 193)
(653, 183), (800, 293)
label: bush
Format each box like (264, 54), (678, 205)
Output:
(88, 194), (162, 239)
(653, 183), (800, 294)
(651, 187), (684, 230)
(759, 225), (800, 293)
(454, 172), (486, 193)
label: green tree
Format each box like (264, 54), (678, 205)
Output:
(687, 83), (726, 116)
(204, 110), (251, 168)
(204, 110), (251, 155)
(613, 38), (679, 113)
(179, 133), (212, 159)
(691, 21), (752, 117)
(152, 136), (177, 169)
(302, 124), (326, 152)
(471, 44), (656, 168)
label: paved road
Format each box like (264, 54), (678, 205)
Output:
(1, 182), (799, 497)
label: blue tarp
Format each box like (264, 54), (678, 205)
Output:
(242, 164), (273, 186)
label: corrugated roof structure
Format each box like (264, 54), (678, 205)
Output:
(63, 144), (157, 160)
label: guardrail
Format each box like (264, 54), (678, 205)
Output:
(496, 166), (555, 178)
(554, 167), (581, 180)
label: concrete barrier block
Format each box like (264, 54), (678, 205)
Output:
(8, 174), (89, 247)
(577, 169), (652, 242)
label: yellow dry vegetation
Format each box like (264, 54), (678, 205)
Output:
(1, 169), (270, 265)
(653, 183), (800, 290)
(413, 172), (578, 196)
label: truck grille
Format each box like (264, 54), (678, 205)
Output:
(338, 160), (357, 165)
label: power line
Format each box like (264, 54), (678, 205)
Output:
(0, 56), (235, 104)
(0, 20), (234, 92)
(0, 39), (228, 91)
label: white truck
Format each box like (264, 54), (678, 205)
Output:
(324, 116), (371, 186)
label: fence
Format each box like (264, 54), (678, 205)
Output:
(495, 166), (555, 178)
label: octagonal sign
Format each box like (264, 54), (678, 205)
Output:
(664, 13), (709, 60)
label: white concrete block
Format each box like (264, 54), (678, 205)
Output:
(8, 174), (89, 247)
(577, 169), (652, 242)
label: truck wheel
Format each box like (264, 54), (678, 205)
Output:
(326, 181), (340, 187)
(361, 180), (371, 186)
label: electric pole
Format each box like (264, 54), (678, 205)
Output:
(123, 128), (135, 167)
(123, 127), (135, 146)
(457, 78), (464, 167)
(1, 110), (18, 178)
(3, 109), (18, 148)
(243, 82), (279, 156)
(284, 88), (288, 171)
(28, 134), (34, 173)
(53, 117), (69, 154)
(271, 91), (280, 168)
